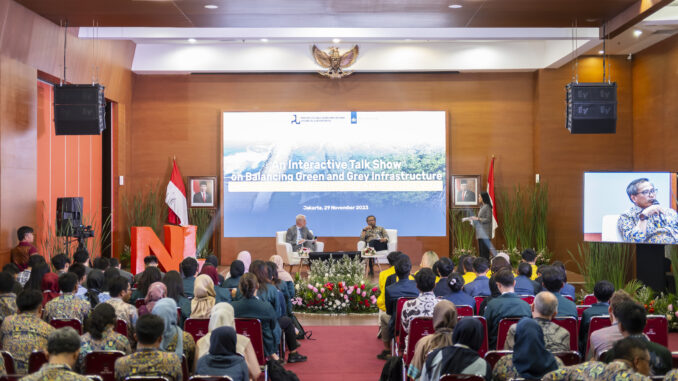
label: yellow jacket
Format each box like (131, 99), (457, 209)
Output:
(377, 266), (396, 311)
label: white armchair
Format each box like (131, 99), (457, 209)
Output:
(357, 228), (398, 270)
(275, 231), (324, 273)
(601, 214), (623, 242)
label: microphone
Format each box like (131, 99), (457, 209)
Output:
(652, 199), (660, 205)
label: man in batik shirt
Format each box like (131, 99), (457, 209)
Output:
(598, 337), (652, 381)
(0, 272), (17, 320)
(22, 327), (90, 381)
(618, 178), (678, 244)
(44, 273), (90, 323)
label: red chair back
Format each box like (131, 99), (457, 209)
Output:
(403, 317), (434, 365)
(671, 351), (678, 369)
(583, 294), (598, 305)
(644, 315), (668, 347)
(234, 318), (266, 366)
(188, 377), (235, 381)
(84, 351), (125, 381)
(439, 375), (484, 381)
(458, 316), (489, 358)
(123, 377), (171, 381)
(49, 318), (82, 334)
(28, 350), (48, 373)
(483, 350), (511, 369)
(184, 318), (210, 342)
(135, 299), (146, 308)
(456, 305), (474, 317)
(519, 295), (534, 305)
(554, 351), (581, 366)
(576, 305), (591, 318)
(0, 351), (15, 374)
(474, 296), (487, 315)
(115, 319), (128, 337)
(496, 317), (521, 350)
(552, 317), (578, 351)
(395, 297), (414, 354)
(586, 315), (612, 355)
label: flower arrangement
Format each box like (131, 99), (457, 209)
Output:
(361, 246), (376, 257)
(292, 256), (379, 313)
(297, 247), (311, 257)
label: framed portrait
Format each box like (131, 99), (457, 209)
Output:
(452, 175), (481, 208)
(188, 176), (217, 208)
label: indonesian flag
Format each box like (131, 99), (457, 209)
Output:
(166, 159), (188, 226)
(487, 157), (499, 239)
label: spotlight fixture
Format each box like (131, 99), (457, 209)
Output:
(260, 38), (269, 42)
(332, 38), (341, 43)
(188, 38), (197, 44)
(448, 4), (463, 8)
(633, 30), (643, 37)
(204, 4), (218, 9)
(598, 50), (604, 55)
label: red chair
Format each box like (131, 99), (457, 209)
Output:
(484, 350), (512, 369)
(115, 319), (129, 337)
(235, 318), (267, 380)
(439, 375), (484, 381)
(671, 351), (678, 369)
(552, 317), (578, 351)
(0, 351), (15, 375)
(458, 316), (489, 358)
(28, 350), (48, 373)
(554, 351), (581, 366)
(519, 295), (534, 304)
(474, 296), (487, 315)
(586, 315), (612, 355)
(135, 299), (146, 308)
(403, 317), (434, 365)
(181, 355), (189, 381)
(496, 317), (521, 350)
(394, 297), (414, 355)
(644, 315), (668, 347)
(456, 305), (474, 317)
(184, 318), (210, 342)
(123, 377), (171, 381)
(188, 377), (234, 381)
(576, 305), (591, 318)
(564, 295), (575, 302)
(84, 351), (126, 381)
(0, 376), (22, 381)
(49, 318), (83, 334)
(583, 294), (598, 305)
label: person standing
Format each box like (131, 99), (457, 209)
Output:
(360, 215), (389, 276)
(285, 214), (316, 251)
(468, 192), (494, 259)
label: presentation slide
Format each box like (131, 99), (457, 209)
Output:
(222, 111), (447, 238)
(583, 172), (678, 244)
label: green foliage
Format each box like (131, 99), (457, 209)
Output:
(451, 209), (475, 254)
(123, 183), (167, 239)
(498, 183), (550, 256)
(569, 242), (632, 293)
(120, 245), (131, 269)
(498, 188), (522, 251)
(530, 182), (549, 252)
(190, 208), (215, 259)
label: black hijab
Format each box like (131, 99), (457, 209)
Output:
(229, 260), (245, 279)
(85, 269), (104, 309)
(453, 317), (484, 351)
(196, 326), (248, 380)
(426, 318), (487, 378)
(210, 326), (237, 356)
(512, 318), (559, 379)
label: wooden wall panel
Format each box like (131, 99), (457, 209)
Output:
(130, 72), (536, 265)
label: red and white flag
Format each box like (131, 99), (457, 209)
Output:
(166, 159), (188, 226)
(487, 157), (499, 239)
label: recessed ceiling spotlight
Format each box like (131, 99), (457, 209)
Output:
(204, 4), (218, 9)
(188, 38), (197, 43)
(598, 50), (604, 55)
(260, 38), (269, 42)
(448, 4), (463, 8)
(633, 29), (643, 37)
(586, 18), (598, 22)
(332, 38), (341, 43)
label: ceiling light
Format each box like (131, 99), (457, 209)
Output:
(188, 38), (197, 44)
(633, 29), (643, 37)
(448, 4), (463, 8)
(332, 38), (341, 43)
(598, 50), (604, 55)
(204, 4), (218, 9)
(260, 38), (269, 42)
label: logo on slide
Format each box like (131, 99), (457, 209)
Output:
(351, 111), (357, 124)
(291, 114), (301, 124)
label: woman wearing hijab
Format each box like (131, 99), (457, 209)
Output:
(205, 255), (225, 285)
(492, 318), (563, 381)
(195, 303), (260, 380)
(85, 269), (108, 308)
(222, 260), (245, 289)
(138, 281), (167, 316)
(191, 274), (216, 319)
(270, 255), (295, 300)
(407, 300), (458, 380)
(200, 264), (221, 286)
(41, 272), (60, 306)
(421, 317), (491, 381)
(152, 297), (196, 368)
(196, 326), (248, 380)
(237, 251), (251, 273)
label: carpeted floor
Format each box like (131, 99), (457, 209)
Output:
(284, 325), (385, 381)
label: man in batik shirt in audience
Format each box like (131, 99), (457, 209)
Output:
(105, 276), (138, 342)
(114, 314), (182, 381)
(0, 289), (54, 373)
(22, 327), (90, 381)
(44, 272), (90, 323)
(0, 272), (17, 320)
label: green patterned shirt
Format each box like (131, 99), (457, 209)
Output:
(21, 364), (90, 381)
(0, 294), (17, 321)
(543, 361), (606, 381)
(44, 293), (91, 323)
(78, 327), (132, 371)
(114, 348), (182, 381)
(0, 313), (54, 374)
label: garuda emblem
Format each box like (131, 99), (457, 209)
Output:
(311, 45), (359, 79)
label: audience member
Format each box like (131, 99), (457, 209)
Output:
(265, 261), (305, 362)
(665, 369), (678, 381)
(483, 268), (531, 349)
(492, 318), (563, 381)
(236, 251), (252, 273)
(0, 289), (55, 373)
(542, 361), (607, 381)
(73, 249), (91, 275)
(463, 257), (491, 297)
(432, 257), (455, 297)
(10, 226), (38, 271)
(380, 255), (418, 360)
(191, 274), (216, 319)
(579, 280), (615, 354)
(443, 272), (475, 307)
(130, 266), (162, 304)
(152, 297), (196, 368)
(552, 261), (576, 299)
(601, 301), (672, 375)
(51, 253), (71, 274)
(402, 268), (439, 333)
(421, 318), (491, 381)
(18, 254), (45, 287)
(68, 263), (88, 300)
(541, 266), (577, 318)
(246, 260), (281, 313)
(505, 291), (570, 352)
(377, 251), (402, 332)
(477, 275), (501, 316)
(206, 254), (225, 284)
(420, 250), (439, 271)
(181, 257), (199, 298)
(105, 276), (138, 334)
(114, 314), (182, 381)
(85, 268), (109, 308)
(3, 263), (24, 294)
(41, 272), (60, 306)
(223, 260), (245, 289)
(134, 255), (164, 283)
(200, 264), (221, 286)
(163, 270), (192, 323)
(599, 337), (652, 380)
(21, 327), (89, 381)
(93, 256), (110, 271)
(270, 254), (295, 309)
(589, 290), (635, 359)
(23, 262), (50, 292)
(102, 267), (120, 295)
(407, 300), (457, 380)
(520, 248), (538, 280)
(514, 262), (537, 295)
(0, 272), (17, 320)
(460, 256), (477, 285)
(138, 281), (167, 316)
(78, 303), (131, 370)
(195, 326), (248, 380)
(194, 303), (260, 379)
(109, 257), (134, 283)
(44, 272), (91, 322)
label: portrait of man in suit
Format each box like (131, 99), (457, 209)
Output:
(456, 179), (477, 203)
(189, 177), (216, 207)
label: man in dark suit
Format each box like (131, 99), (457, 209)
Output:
(456, 180), (476, 202)
(541, 266), (577, 318)
(579, 280), (614, 354)
(463, 257), (491, 297)
(193, 181), (212, 204)
(378, 255), (418, 360)
(285, 214), (316, 251)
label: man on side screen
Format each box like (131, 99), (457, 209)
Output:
(285, 214), (316, 251)
(618, 178), (678, 244)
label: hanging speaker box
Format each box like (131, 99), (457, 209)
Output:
(54, 84), (106, 135)
(566, 82), (617, 134)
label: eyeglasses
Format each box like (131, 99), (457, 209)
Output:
(637, 188), (658, 196)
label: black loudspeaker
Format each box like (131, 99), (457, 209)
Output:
(56, 197), (83, 236)
(566, 82), (617, 134)
(54, 84), (106, 135)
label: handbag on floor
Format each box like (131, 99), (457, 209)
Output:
(291, 313), (312, 340)
(268, 359), (300, 381)
(379, 355), (403, 381)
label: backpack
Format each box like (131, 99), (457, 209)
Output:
(291, 313), (312, 340)
(379, 355), (403, 381)
(267, 359), (300, 381)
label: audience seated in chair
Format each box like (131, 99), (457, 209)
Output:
(68, 263), (89, 301)
(505, 291), (570, 353)
(601, 301), (672, 376)
(134, 255), (165, 284)
(114, 314), (183, 381)
(138, 282), (167, 317)
(421, 317), (491, 381)
(44, 273), (91, 324)
(579, 280), (614, 354)
(541, 266), (577, 319)
(105, 276), (138, 342)
(0, 289), (54, 374)
(588, 290), (636, 360)
(41, 272), (60, 307)
(513, 263), (537, 296)
(459, 256), (477, 285)
(78, 303), (131, 371)
(443, 272), (475, 308)
(163, 271), (192, 323)
(85, 269), (109, 309)
(222, 260), (245, 290)
(551, 261), (576, 300)
(376, 251), (402, 350)
(520, 249), (539, 281)
(130, 267), (163, 305)
(463, 257), (491, 297)
(379, 255), (418, 360)
(0, 272), (17, 321)
(492, 318), (563, 381)
(402, 268), (439, 334)
(22, 327), (90, 381)
(195, 326), (248, 381)
(152, 298), (196, 368)
(265, 261), (305, 363)
(191, 275), (216, 320)
(433, 258), (455, 297)
(181, 258), (199, 298)
(599, 337), (653, 381)
(483, 269), (531, 350)
(407, 300), (457, 380)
